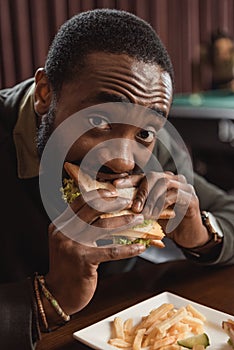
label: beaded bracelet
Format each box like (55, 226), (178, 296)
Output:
(33, 275), (50, 332)
(36, 274), (70, 323)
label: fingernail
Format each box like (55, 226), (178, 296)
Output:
(105, 190), (117, 196)
(134, 214), (144, 224)
(133, 199), (142, 212)
(110, 190), (118, 195)
(115, 178), (124, 185)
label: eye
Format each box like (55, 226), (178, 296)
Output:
(88, 115), (111, 130)
(136, 128), (156, 144)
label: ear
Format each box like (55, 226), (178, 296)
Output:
(34, 68), (52, 115)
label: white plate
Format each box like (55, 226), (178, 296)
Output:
(73, 291), (233, 350)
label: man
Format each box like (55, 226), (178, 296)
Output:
(193, 30), (234, 91)
(0, 9), (233, 349)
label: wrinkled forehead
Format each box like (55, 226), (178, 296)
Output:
(84, 52), (173, 90)
(78, 52), (173, 113)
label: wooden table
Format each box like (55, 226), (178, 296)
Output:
(36, 258), (234, 350)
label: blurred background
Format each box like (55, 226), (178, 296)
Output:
(0, 0), (233, 192)
(1, 0), (234, 92)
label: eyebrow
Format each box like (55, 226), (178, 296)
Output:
(95, 91), (130, 104)
(93, 91), (167, 118)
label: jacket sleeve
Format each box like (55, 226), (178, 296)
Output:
(0, 278), (40, 349)
(154, 127), (234, 266)
(193, 173), (234, 266)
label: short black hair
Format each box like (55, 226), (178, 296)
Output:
(45, 9), (174, 94)
(210, 29), (233, 46)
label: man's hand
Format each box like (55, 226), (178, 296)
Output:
(44, 188), (146, 320)
(113, 172), (209, 249)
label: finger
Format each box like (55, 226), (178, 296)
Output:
(113, 174), (144, 188)
(54, 212), (143, 246)
(142, 177), (169, 218)
(78, 196), (133, 223)
(65, 214), (143, 245)
(132, 172), (166, 213)
(165, 171), (174, 176)
(168, 174), (188, 184)
(53, 189), (117, 228)
(114, 173), (186, 214)
(164, 186), (197, 210)
(58, 195), (133, 237)
(49, 224), (146, 263)
(93, 213), (144, 230)
(70, 188), (118, 212)
(145, 179), (186, 215)
(163, 172), (188, 184)
(93, 243), (146, 263)
(143, 182), (195, 219)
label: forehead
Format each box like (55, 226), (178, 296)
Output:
(57, 52), (173, 124)
(85, 52), (165, 77)
(215, 38), (234, 50)
(82, 52), (172, 93)
(72, 52), (172, 109)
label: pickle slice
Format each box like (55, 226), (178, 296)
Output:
(177, 333), (210, 348)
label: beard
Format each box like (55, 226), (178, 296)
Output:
(37, 103), (56, 158)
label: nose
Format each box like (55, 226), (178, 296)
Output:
(98, 138), (136, 174)
(104, 157), (135, 173)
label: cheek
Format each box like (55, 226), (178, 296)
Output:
(134, 142), (155, 168)
(65, 136), (96, 161)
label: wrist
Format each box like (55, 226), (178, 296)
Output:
(40, 291), (65, 327)
(180, 211), (223, 261)
(33, 273), (70, 333)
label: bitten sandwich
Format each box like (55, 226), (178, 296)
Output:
(61, 162), (175, 248)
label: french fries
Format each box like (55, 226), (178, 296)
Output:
(108, 303), (207, 350)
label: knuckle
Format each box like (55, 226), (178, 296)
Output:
(97, 219), (108, 228)
(165, 197), (174, 207)
(109, 246), (120, 259)
(122, 214), (134, 225)
(128, 244), (138, 255)
(163, 177), (170, 187)
(178, 174), (187, 183)
(148, 171), (161, 183)
(187, 184), (195, 193)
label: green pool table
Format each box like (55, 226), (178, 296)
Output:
(168, 90), (234, 192)
(171, 90), (234, 119)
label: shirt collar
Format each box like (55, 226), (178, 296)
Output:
(13, 83), (40, 179)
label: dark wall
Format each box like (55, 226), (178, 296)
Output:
(1, 0), (234, 92)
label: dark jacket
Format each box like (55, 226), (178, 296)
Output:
(0, 80), (49, 349)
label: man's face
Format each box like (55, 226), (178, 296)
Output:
(39, 52), (173, 180)
(214, 38), (234, 62)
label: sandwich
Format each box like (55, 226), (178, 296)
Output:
(61, 162), (175, 248)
